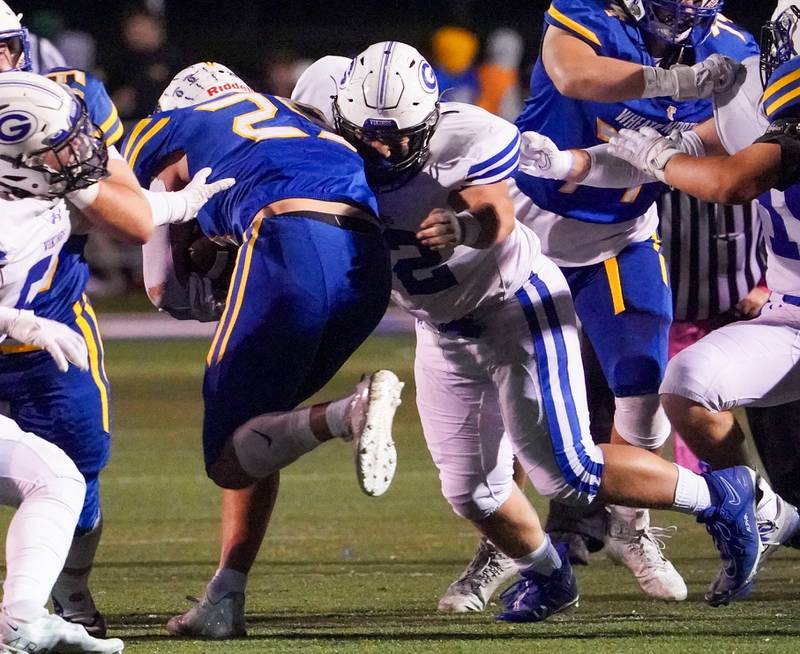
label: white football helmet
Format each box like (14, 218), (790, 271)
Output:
(0, 1), (29, 72)
(762, 2), (800, 87)
(0, 72), (108, 198)
(157, 62), (252, 111)
(333, 41), (439, 186)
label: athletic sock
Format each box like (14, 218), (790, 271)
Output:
(51, 516), (103, 614)
(233, 408), (319, 478)
(325, 395), (354, 440)
(206, 568), (248, 603)
(672, 464), (712, 514)
(512, 534), (562, 576)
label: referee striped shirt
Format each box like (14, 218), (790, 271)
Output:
(659, 189), (766, 321)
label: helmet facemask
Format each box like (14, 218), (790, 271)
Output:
(0, 97), (109, 198)
(761, 5), (800, 88)
(333, 100), (439, 189)
(624, 0), (723, 47)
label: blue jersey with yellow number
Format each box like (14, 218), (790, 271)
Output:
(514, 0), (758, 224)
(27, 68), (123, 323)
(122, 92), (378, 243)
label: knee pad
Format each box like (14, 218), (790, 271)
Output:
(614, 394), (671, 450)
(444, 479), (514, 522)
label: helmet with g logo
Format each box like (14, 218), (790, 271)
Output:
(0, 72), (108, 198)
(333, 41), (440, 188)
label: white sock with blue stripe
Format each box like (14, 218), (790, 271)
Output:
(512, 535), (562, 577)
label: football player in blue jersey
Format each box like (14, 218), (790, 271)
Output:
(0, 1), (235, 636)
(125, 62), (401, 638)
(523, 0), (800, 602)
(510, 0), (755, 601)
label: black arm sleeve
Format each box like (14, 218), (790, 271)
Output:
(755, 119), (800, 191)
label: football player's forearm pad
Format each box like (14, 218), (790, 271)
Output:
(583, 143), (660, 188)
(142, 188), (189, 227)
(582, 130), (705, 189)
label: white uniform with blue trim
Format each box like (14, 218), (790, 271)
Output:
(661, 57), (800, 410)
(294, 57), (605, 514)
(0, 198), (70, 318)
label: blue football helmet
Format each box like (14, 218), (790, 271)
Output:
(761, 3), (800, 89)
(620, 0), (724, 47)
(0, 1), (31, 72)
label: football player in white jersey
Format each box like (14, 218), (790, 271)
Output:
(521, 0), (800, 579)
(0, 72), (125, 654)
(287, 42), (769, 621)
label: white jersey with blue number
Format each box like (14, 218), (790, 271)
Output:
(293, 57), (542, 325)
(713, 58), (800, 296)
(0, 197), (71, 312)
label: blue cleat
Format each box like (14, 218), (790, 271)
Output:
(698, 466), (763, 607)
(496, 542), (579, 623)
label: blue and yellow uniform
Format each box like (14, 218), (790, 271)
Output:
(0, 68), (122, 533)
(514, 0), (758, 397)
(123, 92), (391, 471)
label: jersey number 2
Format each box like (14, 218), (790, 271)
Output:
(195, 93), (355, 151)
(384, 229), (458, 295)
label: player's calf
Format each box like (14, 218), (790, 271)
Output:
(215, 370), (403, 494)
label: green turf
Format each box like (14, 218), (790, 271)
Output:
(4, 334), (800, 653)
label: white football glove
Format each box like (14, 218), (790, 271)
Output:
(608, 126), (682, 182)
(416, 208), (481, 250)
(518, 131), (575, 180)
(0, 308), (88, 373)
(642, 54), (745, 101)
(146, 168), (236, 226)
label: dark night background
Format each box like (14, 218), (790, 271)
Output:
(16, 1), (771, 76)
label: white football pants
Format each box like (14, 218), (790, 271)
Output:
(661, 297), (800, 411)
(414, 256), (604, 521)
(0, 414), (85, 621)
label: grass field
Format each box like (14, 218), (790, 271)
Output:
(5, 334), (799, 653)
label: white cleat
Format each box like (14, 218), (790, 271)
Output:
(347, 370), (403, 497)
(437, 538), (517, 613)
(756, 479), (800, 564)
(605, 507), (687, 601)
(0, 612), (123, 653)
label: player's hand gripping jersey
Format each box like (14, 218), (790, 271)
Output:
(123, 92), (378, 244)
(20, 68), (124, 326)
(515, 0), (757, 228)
(293, 56), (537, 326)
